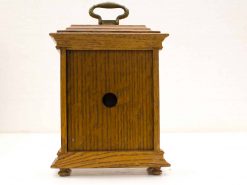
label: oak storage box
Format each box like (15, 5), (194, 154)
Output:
(50, 2), (170, 176)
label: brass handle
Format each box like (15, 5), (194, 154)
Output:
(89, 2), (129, 25)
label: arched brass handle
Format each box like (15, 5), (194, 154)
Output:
(89, 2), (129, 25)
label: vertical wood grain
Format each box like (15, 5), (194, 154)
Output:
(67, 50), (154, 151)
(60, 48), (67, 153)
(153, 49), (160, 151)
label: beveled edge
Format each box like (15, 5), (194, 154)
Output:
(49, 33), (169, 50)
(55, 24), (159, 33)
(51, 150), (171, 168)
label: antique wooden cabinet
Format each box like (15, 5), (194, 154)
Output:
(50, 2), (170, 176)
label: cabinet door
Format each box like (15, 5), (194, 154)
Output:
(67, 50), (154, 151)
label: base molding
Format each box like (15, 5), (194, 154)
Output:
(51, 150), (170, 168)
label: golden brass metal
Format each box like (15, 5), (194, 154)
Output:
(89, 2), (129, 25)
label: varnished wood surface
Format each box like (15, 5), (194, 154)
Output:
(59, 30), (159, 33)
(51, 151), (170, 168)
(147, 167), (162, 175)
(67, 50), (154, 151)
(58, 168), (71, 176)
(50, 33), (168, 50)
(57, 24), (159, 33)
(50, 23), (170, 171)
(70, 25), (147, 27)
(60, 49), (67, 153)
(153, 50), (160, 151)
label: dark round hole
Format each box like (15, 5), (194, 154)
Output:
(102, 93), (117, 108)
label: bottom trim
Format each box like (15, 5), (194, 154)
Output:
(51, 150), (170, 168)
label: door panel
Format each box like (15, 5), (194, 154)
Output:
(67, 50), (154, 151)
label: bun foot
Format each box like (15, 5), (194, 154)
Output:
(58, 168), (71, 177)
(147, 167), (162, 175)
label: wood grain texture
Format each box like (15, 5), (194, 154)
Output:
(50, 33), (168, 50)
(58, 25), (158, 33)
(59, 30), (159, 33)
(51, 151), (170, 168)
(67, 50), (154, 151)
(70, 25), (147, 28)
(153, 50), (160, 151)
(60, 49), (67, 153)
(50, 23), (170, 172)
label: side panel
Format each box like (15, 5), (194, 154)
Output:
(152, 50), (160, 151)
(66, 50), (154, 151)
(60, 48), (68, 153)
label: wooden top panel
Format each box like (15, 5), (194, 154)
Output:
(50, 25), (169, 50)
(56, 25), (160, 33)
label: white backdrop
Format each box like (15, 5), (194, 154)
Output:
(0, 0), (246, 132)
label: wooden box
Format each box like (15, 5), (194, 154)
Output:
(50, 3), (170, 176)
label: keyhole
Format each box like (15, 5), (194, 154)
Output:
(102, 93), (117, 108)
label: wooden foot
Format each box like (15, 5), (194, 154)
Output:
(58, 168), (71, 177)
(147, 167), (162, 175)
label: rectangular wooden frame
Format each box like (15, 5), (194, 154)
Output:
(59, 49), (162, 153)
(52, 33), (170, 169)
